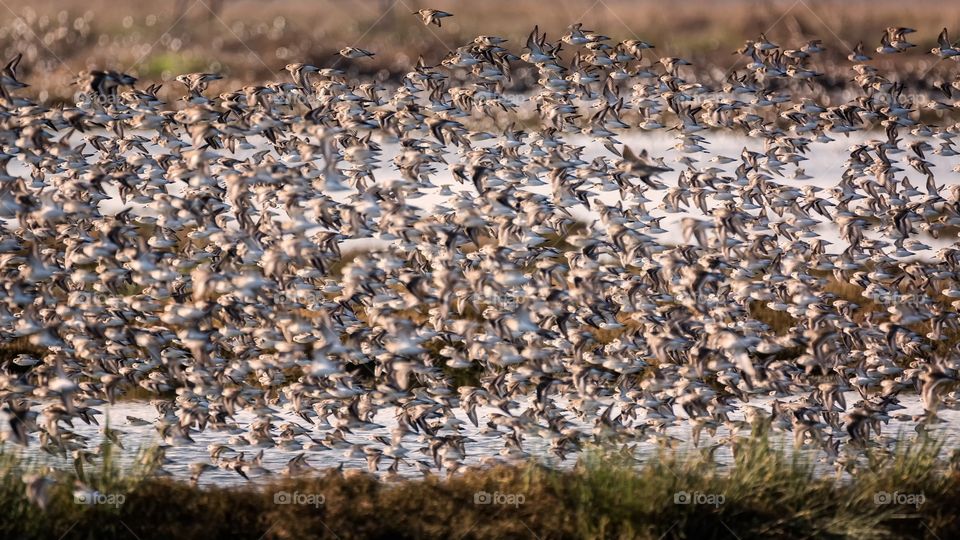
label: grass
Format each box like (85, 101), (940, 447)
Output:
(3, 425), (960, 539)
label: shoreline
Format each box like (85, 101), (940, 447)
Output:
(4, 432), (960, 539)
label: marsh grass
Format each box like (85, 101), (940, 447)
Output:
(2, 428), (958, 539)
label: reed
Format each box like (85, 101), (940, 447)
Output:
(2, 431), (958, 539)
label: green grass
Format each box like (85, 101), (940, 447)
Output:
(139, 52), (214, 80)
(2, 427), (959, 539)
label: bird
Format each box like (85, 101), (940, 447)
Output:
(932, 28), (960, 58)
(339, 47), (376, 59)
(0, 53), (26, 101)
(0, 19), (955, 487)
(414, 9), (453, 27)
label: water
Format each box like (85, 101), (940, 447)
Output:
(5, 130), (960, 485)
(8, 393), (958, 486)
(8, 130), (959, 255)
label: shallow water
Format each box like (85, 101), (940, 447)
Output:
(8, 392), (958, 486)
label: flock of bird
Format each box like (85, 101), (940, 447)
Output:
(4, 10), (960, 492)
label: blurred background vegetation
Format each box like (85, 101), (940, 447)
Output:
(3, 0), (960, 102)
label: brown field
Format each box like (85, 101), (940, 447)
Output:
(3, 0), (960, 101)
